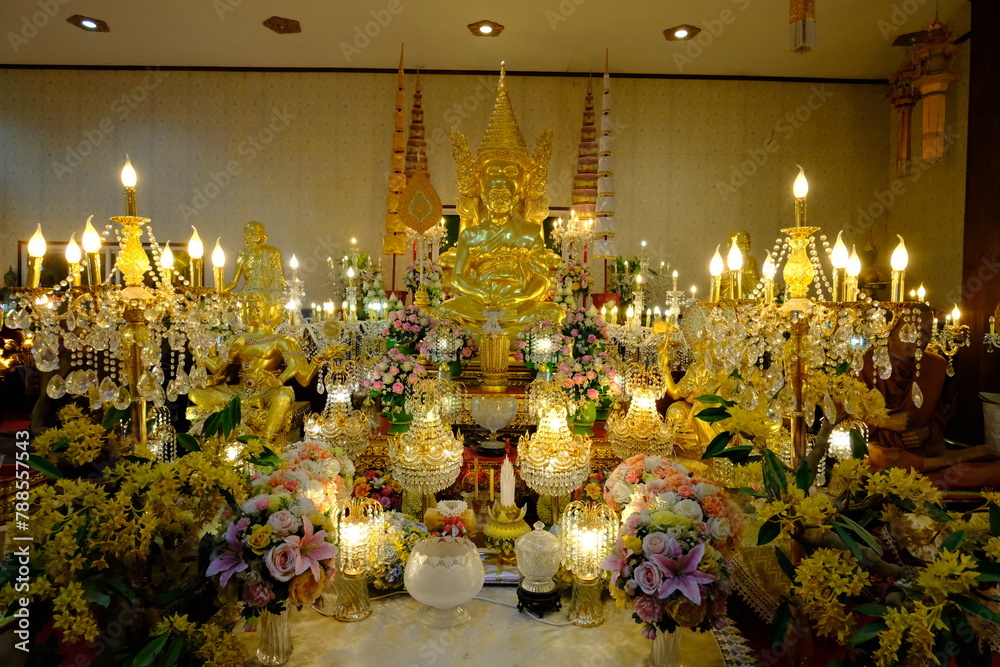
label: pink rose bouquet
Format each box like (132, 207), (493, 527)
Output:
(363, 347), (426, 413)
(382, 304), (436, 348)
(552, 349), (620, 408)
(561, 306), (611, 357)
(601, 455), (744, 638)
(553, 261), (593, 308)
(416, 319), (478, 364)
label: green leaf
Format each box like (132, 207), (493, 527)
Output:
(159, 637), (184, 667)
(833, 361), (850, 375)
(757, 518), (781, 546)
(795, 459), (814, 492)
(893, 498), (917, 512)
(247, 446), (282, 469)
(175, 432), (200, 453)
(82, 580), (110, 608)
(941, 530), (966, 552)
(989, 503), (1000, 536)
(102, 406), (130, 431)
(762, 448), (788, 498)
(737, 486), (767, 498)
(701, 431), (735, 460)
(202, 411), (224, 437)
(923, 502), (952, 523)
(152, 586), (189, 608)
(28, 454), (63, 479)
(217, 482), (239, 512)
(235, 434), (260, 444)
(838, 515), (883, 556)
(769, 600), (793, 647)
(695, 394), (735, 408)
(774, 546), (796, 581)
(850, 428), (868, 460)
(851, 620), (887, 645)
(833, 523), (863, 561)
(694, 406), (731, 423)
(49, 438), (69, 453)
(854, 603), (887, 617)
(952, 594), (1000, 625)
(133, 633), (170, 667)
(715, 446), (756, 463)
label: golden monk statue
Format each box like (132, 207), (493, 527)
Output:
(190, 294), (329, 442)
(438, 65), (563, 332)
(720, 230), (760, 300)
(224, 222), (286, 316)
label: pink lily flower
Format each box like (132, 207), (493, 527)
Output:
(206, 522), (248, 587)
(650, 542), (715, 604)
(600, 537), (634, 586)
(284, 519), (338, 582)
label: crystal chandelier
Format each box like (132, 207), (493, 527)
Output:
(304, 359), (376, 458)
(606, 364), (676, 459)
(388, 378), (464, 497)
(518, 378), (591, 498)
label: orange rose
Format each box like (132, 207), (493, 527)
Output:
(287, 571), (326, 607)
(668, 598), (707, 628)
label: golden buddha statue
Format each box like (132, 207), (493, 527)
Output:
(658, 332), (722, 458)
(190, 294), (330, 443)
(720, 230), (760, 299)
(438, 65), (563, 332)
(224, 222), (286, 323)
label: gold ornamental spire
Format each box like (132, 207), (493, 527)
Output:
(478, 61), (528, 161)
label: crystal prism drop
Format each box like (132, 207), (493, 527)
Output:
(99, 377), (117, 404)
(113, 386), (132, 411)
(166, 380), (179, 403)
(911, 382), (924, 409)
(46, 374), (66, 399)
(137, 372), (157, 399)
(34, 345), (60, 372)
(65, 310), (77, 332)
(66, 369), (88, 395)
(88, 384), (103, 410)
(7, 308), (29, 329)
(822, 394), (837, 423)
(149, 384), (166, 408)
(190, 365), (208, 388)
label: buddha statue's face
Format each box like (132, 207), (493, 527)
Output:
(479, 159), (524, 216)
(243, 223), (267, 250)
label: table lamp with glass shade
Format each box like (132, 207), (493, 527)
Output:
(561, 501), (618, 627)
(334, 497), (383, 622)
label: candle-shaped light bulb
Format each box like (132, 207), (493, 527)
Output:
(500, 457), (515, 507)
(890, 235), (908, 271)
(762, 252), (776, 279)
(65, 233), (81, 264)
(626, 305), (634, 318)
(161, 242), (175, 268)
(654, 306), (662, 317)
(709, 245), (724, 277)
(672, 270), (678, 280)
(212, 238), (225, 268)
(635, 273), (643, 285)
(691, 285), (697, 297)
(917, 284), (926, 301)
(641, 240), (647, 249)
(727, 241), (743, 271)
(846, 246), (861, 277)
(830, 231), (849, 269)
(792, 165), (808, 199)
(350, 237), (357, 245)
(951, 304), (961, 323)
(82, 216), (101, 253)
(188, 226), (204, 259)
(290, 254), (299, 270)
(120, 155), (137, 188)
(28, 224), (47, 258)
(347, 266), (355, 278)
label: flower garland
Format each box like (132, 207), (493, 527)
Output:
(601, 455), (744, 639)
(553, 260), (593, 308)
(404, 259), (445, 307)
(362, 347), (427, 413)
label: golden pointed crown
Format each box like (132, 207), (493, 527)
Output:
(478, 63), (529, 163)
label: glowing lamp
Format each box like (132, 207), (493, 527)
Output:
(120, 156), (137, 188)
(290, 254), (299, 270)
(211, 238), (225, 268)
(709, 245), (724, 277)
(561, 501), (618, 627)
(334, 497), (383, 622)
(793, 165), (808, 199)
(82, 216), (101, 253)
(188, 226), (204, 259)
(28, 224), (47, 258)
(65, 233), (81, 264)
(951, 304), (961, 323)
(830, 231), (849, 269)
(846, 246), (861, 277)
(727, 241), (743, 271)
(890, 235), (908, 272)
(160, 242), (175, 269)
(762, 252), (777, 280)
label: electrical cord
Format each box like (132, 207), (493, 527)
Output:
(473, 594), (573, 627)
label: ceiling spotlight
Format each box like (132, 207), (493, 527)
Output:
(67, 15), (109, 32)
(663, 24), (700, 41)
(263, 16), (301, 34)
(468, 20), (504, 37)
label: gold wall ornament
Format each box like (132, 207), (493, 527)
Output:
(398, 168), (442, 235)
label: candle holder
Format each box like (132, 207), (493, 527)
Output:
(484, 502), (530, 566)
(334, 497), (383, 622)
(561, 501), (618, 627)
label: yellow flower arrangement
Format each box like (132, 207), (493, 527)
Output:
(866, 467), (942, 507)
(916, 549), (980, 603)
(792, 548), (870, 644)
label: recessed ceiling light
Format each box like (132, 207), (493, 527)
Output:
(263, 16), (301, 34)
(663, 24), (700, 41)
(67, 15), (109, 32)
(468, 20), (504, 37)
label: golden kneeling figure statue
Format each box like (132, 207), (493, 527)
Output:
(438, 64), (564, 333)
(190, 295), (336, 443)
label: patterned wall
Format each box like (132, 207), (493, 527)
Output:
(0, 66), (963, 304)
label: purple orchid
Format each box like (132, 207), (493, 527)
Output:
(650, 542), (716, 605)
(206, 521), (248, 587)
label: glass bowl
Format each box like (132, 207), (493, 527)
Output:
(404, 536), (484, 627)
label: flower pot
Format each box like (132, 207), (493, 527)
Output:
(449, 361), (463, 379)
(383, 411), (413, 435)
(257, 606), (293, 665)
(595, 392), (614, 421)
(571, 401), (597, 437)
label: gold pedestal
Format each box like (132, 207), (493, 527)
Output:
(480, 332), (510, 390)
